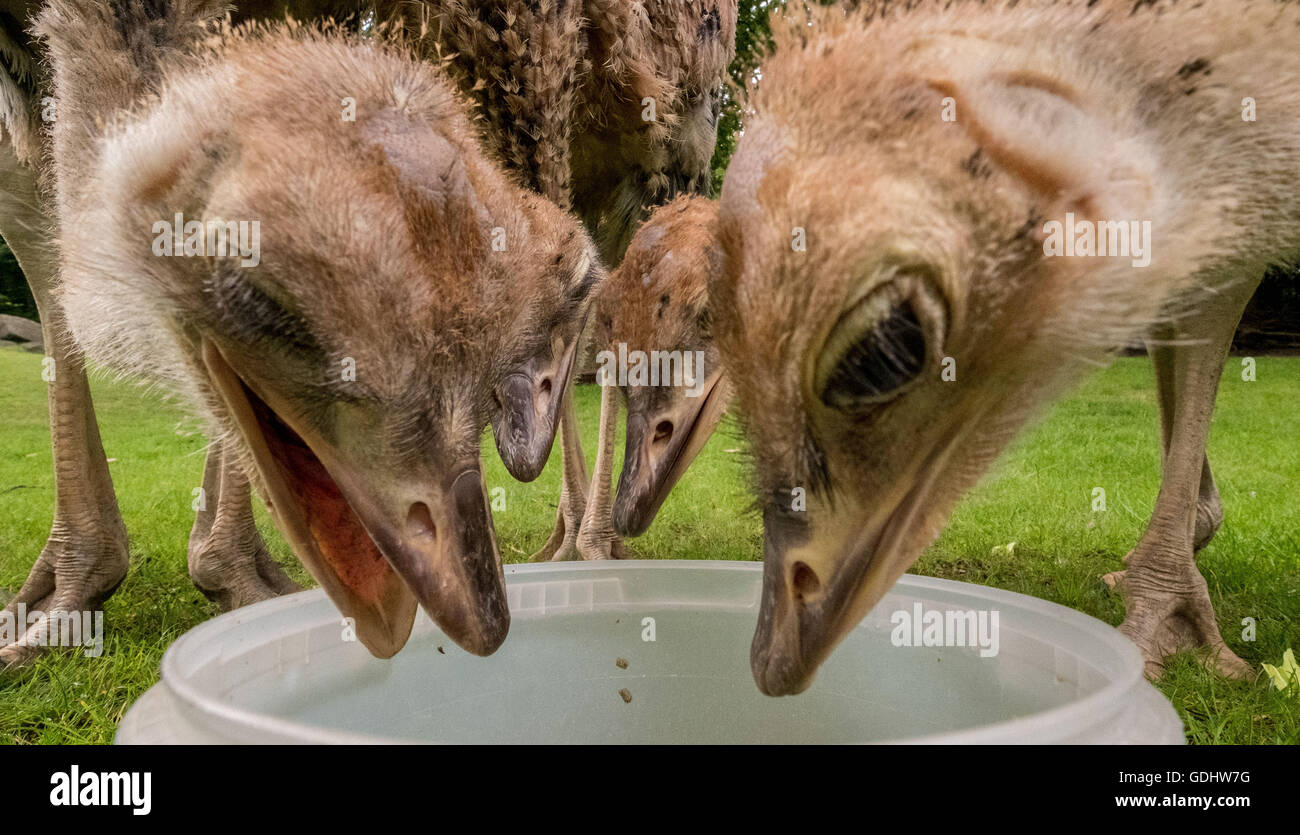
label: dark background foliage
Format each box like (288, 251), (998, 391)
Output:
(0, 241), (38, 320)
(1, 0), (1295, 348)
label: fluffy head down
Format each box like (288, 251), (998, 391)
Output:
(39, 1), (602, 659)
(591, 195), (731, 537)
(594, 195), (717, 356)
(711, 0), (1300, 695)
(54, 22), (593, 443)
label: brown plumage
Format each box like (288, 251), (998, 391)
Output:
(381, 0), (739, 262)
(380, 0), (585, 208)
(572, 0), (737, 261)
(37, 0), (602, 659)
(1, 0), (736, 663)
(712, 0), (1300, 695)
(582, 195), (732, 547)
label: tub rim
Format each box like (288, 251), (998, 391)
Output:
(152, 559), (1167, 744)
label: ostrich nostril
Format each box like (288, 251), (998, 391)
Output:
(652, 420), (673, 449)
(536, 376), (553, 414)
(790, 561), (822, 604)
(406, 502), (437, 542)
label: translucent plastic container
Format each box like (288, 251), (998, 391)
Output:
(117, 560), (1183, 744)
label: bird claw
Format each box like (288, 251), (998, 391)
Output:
(1105, 568), (1252, 681)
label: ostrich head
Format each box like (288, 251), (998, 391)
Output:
(51, 26), (602, 659)
(709, 6), (1215, 695)
(591, 196), (730, 537)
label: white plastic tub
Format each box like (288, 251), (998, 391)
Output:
(116, 560), (1183, 744)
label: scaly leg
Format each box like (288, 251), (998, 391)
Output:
(1101, 278), (1259, 680)
(187, 440), (300, 610)
(1149, 341), (1224, 551)
(576, 381), (626, 559)
(1, 149), (129, 668)
(530, 387), (589, 561)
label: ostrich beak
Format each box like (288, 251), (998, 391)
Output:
(749, 511), (893, 697)
(202, 340), (509, 658)
(750, 442), (958, 696)
(491, 324), (584, 482)
(612, 372), (730, 536)
(329, 466), (509, 657)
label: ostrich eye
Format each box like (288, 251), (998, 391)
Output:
(567, 249), (602, 304)
(821, 300), (925, 407)
(208, 269), (318, 353)
(815, 271), (942, 410)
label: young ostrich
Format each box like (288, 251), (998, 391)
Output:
(0, 0), (136, 667)
(401, 0), (738, 561)
(0, 0), (384, 664)
(553, 0), (738, 560)
(570, 196), (733, 559)
(560, 3), (739, 560)
(711, 2), (1299, 696)
(0, 0), (731, 663)
(33, 0), (603, 660)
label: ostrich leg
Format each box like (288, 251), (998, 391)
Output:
(187, 441), (300, 610)
(1150, 343), (1225, 552)
(575, 379), (626, 560)
(1102, 276), (1260, 680)
(0, 149), (128, 668)
(530, 387), (589, 562)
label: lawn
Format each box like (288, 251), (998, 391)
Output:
(0, 345), (1297, 743)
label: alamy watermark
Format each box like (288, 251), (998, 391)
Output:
(1042, 212), (1152, 268)
(890, 603), (999, 658)
(0, 604), (104, 657)
(152, 212), (261, 267)
(595, 343), (709, 397)
(50, 766), (151, 815)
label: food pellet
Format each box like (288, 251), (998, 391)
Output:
(618, 688), (632, 704)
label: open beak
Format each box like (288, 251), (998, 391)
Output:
(491, 328), (583, 482)
(612, 373), (730, 536)
(202, 340), (509, 659)
(751, 442), (958, 696)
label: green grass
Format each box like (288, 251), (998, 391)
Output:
(1, 345), (1297, 743)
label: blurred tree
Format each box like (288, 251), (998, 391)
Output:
(1237, 266), (1300, 352)
(0, 238), (38, 321)
(709, 0), (779, 194)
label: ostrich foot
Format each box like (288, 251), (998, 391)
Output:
(531, 500), (628, 562)
(530, 497), (583, 562)
(0, 524), (129, 670)
(1102, 567), (1252, 680)
(187, 446), (300, 610)
(188, 524), (300, 611)
(576, 521), (627, 561)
